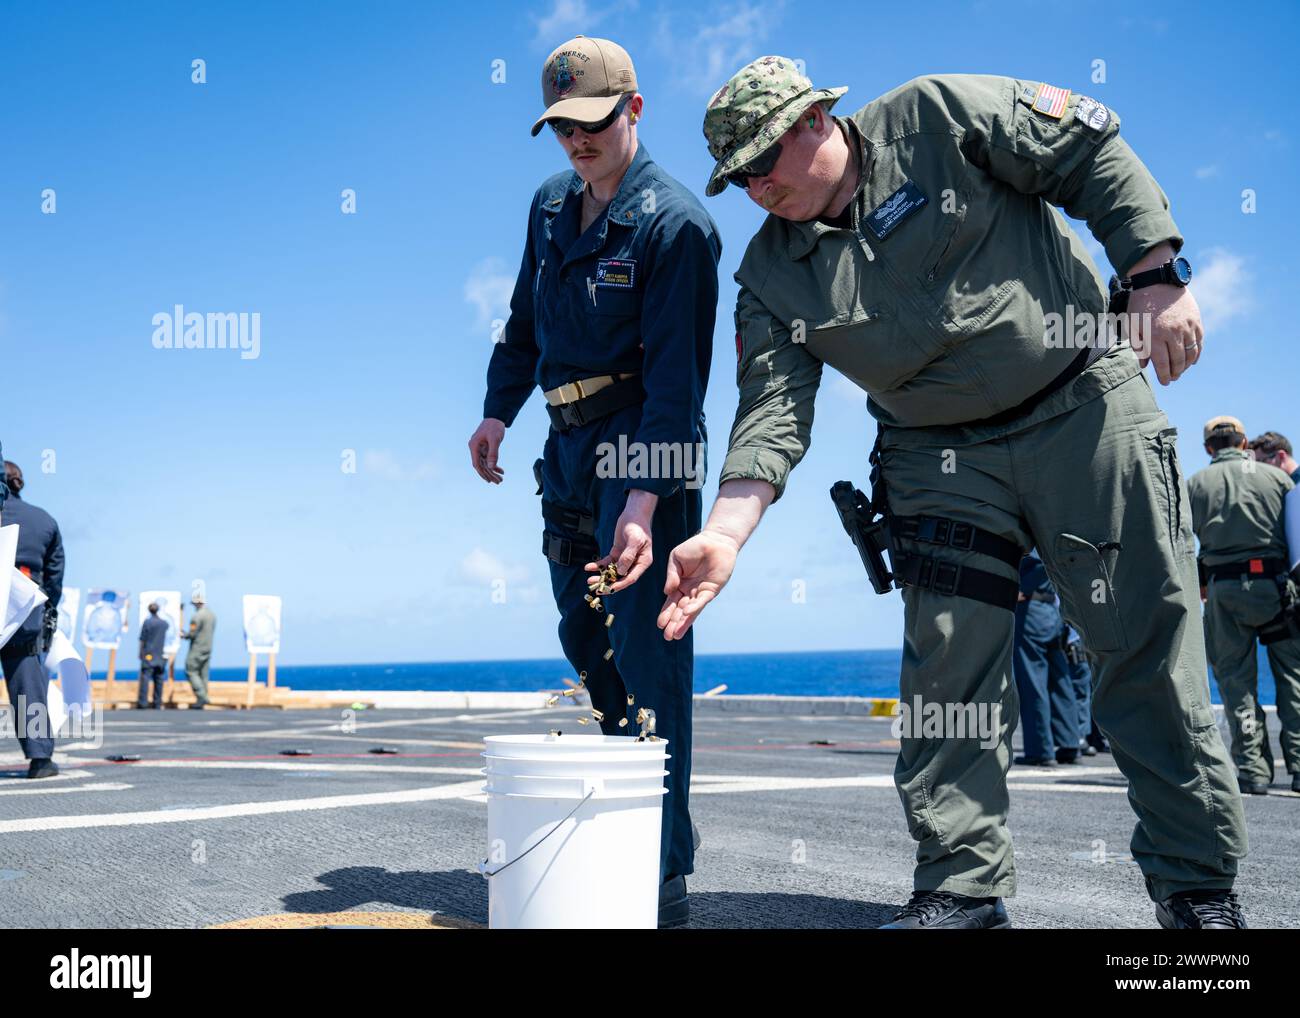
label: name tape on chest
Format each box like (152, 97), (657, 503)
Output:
(864, 180), (928, 241)
(595, 258), (636, 288)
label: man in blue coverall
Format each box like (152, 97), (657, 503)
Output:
(467, 36), (721, 927)
(1013, 551), (1091, 766)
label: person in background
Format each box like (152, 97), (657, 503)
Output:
(1060, 624), (1101, 756)
(1189, 416), (1300, 795)
(1250, 431), (1300, 484)
(137, 602), (169, 709)
(1012, 552), (1086, 766)
(1, 460), (65, 778)
(181, 592), (215, 709)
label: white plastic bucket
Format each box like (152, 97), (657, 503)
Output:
(480, 733), (669, 929)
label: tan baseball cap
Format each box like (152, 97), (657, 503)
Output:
(1203, 415), (1246, 442)
(531, 36), (638, 137)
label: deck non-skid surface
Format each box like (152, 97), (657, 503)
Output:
(0, 707), (1294, 928)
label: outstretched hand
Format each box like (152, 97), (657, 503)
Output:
(657, 531), (739, 640)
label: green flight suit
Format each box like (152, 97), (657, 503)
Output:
(1188, 449), (1300, 784)
(721, 75), (1245, 902)
(184, 606), (216, 704)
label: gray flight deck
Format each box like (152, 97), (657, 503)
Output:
(0, 703), (1295, 928)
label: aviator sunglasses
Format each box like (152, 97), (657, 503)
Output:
(549, 94), (634, 139)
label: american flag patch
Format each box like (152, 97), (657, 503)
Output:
(1031, 83), (1071, 119)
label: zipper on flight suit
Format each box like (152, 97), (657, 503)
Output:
(587, 276), (598, 307)
(535, 258), (545, 294)
(849, 189), (875, 262)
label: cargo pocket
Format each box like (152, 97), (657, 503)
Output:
(1141, 424), (1182, 549)
(1052, 533), (1127, 652)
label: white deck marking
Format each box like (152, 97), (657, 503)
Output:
(0, 770), (94, 787)
(0, 782), (131, 797)
(0, 779), (486, 834)
(59, 758), (482, 776)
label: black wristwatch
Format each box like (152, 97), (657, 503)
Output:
(1123, 256), (1193, 291)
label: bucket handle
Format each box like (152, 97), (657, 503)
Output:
(477, 788), (595, 879)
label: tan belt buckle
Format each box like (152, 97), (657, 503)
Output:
(545, 373), (635, 407)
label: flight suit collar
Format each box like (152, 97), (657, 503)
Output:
(1211, 448), (1251, 465)
(785, 116), (874, 261)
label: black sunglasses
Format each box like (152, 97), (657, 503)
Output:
(724, 142), (783, 190)
(550, 94), (633, 139)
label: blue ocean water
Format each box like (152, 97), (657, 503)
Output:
(95, 647), (1277, 704)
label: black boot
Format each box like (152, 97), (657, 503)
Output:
(27, 758), (59, 779)
(879, 890), (1011, 929)
(1014, 755), (1056, 767)
(1238, 776), (1269, 796)
(658, 875), (688, 929)
(1292, 774), (1300, 794)
(1156, 890), (1247, 929)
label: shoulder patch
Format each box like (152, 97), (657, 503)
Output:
(1074, 95), (1111, 132)
(1027, 82), (1071, 119)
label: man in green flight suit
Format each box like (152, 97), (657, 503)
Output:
(1188, 415), (1300, 797)
(182, 591), (216, 709)
(644, 58), (1247, 928)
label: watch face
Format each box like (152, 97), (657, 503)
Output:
(1173, 256), (1193, 285)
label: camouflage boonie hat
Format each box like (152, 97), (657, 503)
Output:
(702, 55), (847, 197)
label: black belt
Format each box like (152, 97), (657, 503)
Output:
(1206, 558), (1288, 582)
(542, 499), (595, 537)
(891, 554), (1021, 611)
(891, 514), (1022, 566)
(542, 531), (599, 567)
(887, 513), (1023, 611)
(546, 376), (645, 431)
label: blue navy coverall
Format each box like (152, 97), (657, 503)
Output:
(138, 613), (170, 708)
(1013, 552), (1087, 761)
(1, 490), (65, 760)
(484, 143), (721, 882)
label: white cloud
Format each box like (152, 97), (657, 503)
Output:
(654, 0), (782, 94)
(361, 449), (437, 481)
(463, 257), (515, 330)
(459, 547), (531, 585)
(1194, 164), (1219, 179)
(1190, 248), (1252, 332)
(531, 0), (638, 48)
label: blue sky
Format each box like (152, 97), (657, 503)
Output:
(1, 0), (1296, 666)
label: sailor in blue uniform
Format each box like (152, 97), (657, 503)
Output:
(468, 37), (720, 926)
(1, 459), (65, 778)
